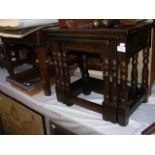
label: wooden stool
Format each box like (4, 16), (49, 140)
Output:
(1, 28), (53, 96)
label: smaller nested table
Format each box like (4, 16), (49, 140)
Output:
(1, 26), (54, 96)
(46, 22), (153, 126)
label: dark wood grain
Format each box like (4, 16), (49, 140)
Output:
(2, 29), (52, 96)
(46, 21), (153, 126)
(131, 53), (138, 96)
(4, 44), (14, 76)
(142, 47), (150, 102)
(35, 46), (51, 96)
(118, 59), (129, 126)
(142, 122), (155, 135)
(150, 21), (155, 93)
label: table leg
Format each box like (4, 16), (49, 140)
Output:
(142, 47), (150, 103)
(102, 58), (111, 121)
(52, 42), (70, 104)
(61, 48), (74, 106)
(118, 60), (129, 126)
(53, 46), (61, 100)
(35, 46), (51, 96)
(131, 53), (138, 97)
(62, 50), (70, 93)
(141, 122), (155, 135)
(78, 54), (91, 95)
(4, 44), (14, 76)
(110, 59), (118, 123)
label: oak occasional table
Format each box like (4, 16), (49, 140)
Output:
(1, 26), (53, 96)
(46, 22), (153, 126)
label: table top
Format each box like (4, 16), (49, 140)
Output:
(0, 24), (58, 45)
(0, 25), (48, 39)
(0, 25), (53, 45)
(45, 22), (153, 36)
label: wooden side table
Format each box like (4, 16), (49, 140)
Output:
(1, 27), (53, 96)
(46, 22), (153, 126)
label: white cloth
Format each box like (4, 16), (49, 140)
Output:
(0, 19), (58, 29)
(0, 67), (155, 134)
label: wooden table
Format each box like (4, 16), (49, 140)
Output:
(1, 27), (52, 96)
(46, 22), (153, 126)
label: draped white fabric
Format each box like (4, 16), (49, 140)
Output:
(0, 19), (58, 29)
(1, 67), (155, 135)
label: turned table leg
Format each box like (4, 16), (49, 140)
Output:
(78, 54), (91, 95)
(61, 47), (73, 106)
(118, 60), (129, 126)
(110, 59), (118, 123)
(52, 45), (61, 100)
(52, 42), (72, 105)
(4, 44), (14, 76)
(62, 50), (70, 93)
(35, 46), (51, 96)
(102, 58), (111, 121)
(131, 53), (138, 97)
(142, 47), (150, 103)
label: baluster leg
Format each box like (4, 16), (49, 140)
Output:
(118, 60), (129, 126)
(4, 44), (14, 76)
(110, 59), (118, 123)
(131, 53), (138, 97)
(52, 42), (62, 101)
(102, 58), (111, 121)
(58, 48), (65, 101)
(62, 50), (70, 93)
(78, 54), (91, 95)
(61, 47), (73, 106)
(142, 47), (150, 102)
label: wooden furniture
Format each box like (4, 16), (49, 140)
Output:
(142, 20), (155, 135)
(46, 22), (153, 126)
(59, 19), (94, 28)
(150, 20), (155, 91)
(49, 120), (76, 135)
(0, 44), (5, 68)
(0, 113), (4, 135)
(1, 27), (53, 96)
(0, 92), (45, 135)
(141, 122), (155, 135)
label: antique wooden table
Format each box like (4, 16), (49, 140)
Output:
(1, 27), (53, 96)
(45, 22), (153, 126)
